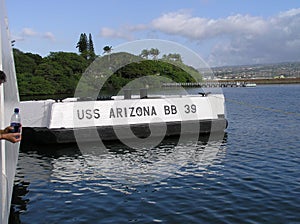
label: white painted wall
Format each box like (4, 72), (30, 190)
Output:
(20, 94), (225, 129)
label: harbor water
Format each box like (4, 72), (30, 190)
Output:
(10, 84), (300, 224)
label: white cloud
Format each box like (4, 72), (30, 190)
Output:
(151, 12), (268, 40)
(126, 24), (148, 32)
(21, 28), (38, 37)
(278, 8), (300, 18)
(100, 27), (132, 41)
(11, 35), (25, 42)
(151, 9), (300, 65)
(17, 28), (56, 42)
(43, 32), (55, 41)
(98, 8), (300, 65)
(207, 9), (300, 65)
(99, 24), (148, 41)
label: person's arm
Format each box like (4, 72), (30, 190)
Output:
(0, 132), (21, 143)
(0, 126), (21, 143)
(0, 126), (13, 134)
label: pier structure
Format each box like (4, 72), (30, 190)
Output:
(162, 80), (246, 88)
(162, 77), (300, 88)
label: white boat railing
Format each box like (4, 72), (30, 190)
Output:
(0, 0), (21, 223)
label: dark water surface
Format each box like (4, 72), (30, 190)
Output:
(10, 85), (300, 224)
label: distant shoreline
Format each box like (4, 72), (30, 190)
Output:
(217, 77), (300, 85)
(19, 78), (300, 100)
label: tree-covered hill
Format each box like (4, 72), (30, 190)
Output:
(108, 58), (200, 90)
(13, 48), (202, 98)
(14, 48), (90, 96)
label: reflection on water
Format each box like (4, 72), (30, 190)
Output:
(9, 181), (29, 224)
(10, 132), (227, 221)
(52, 132), (227, 187)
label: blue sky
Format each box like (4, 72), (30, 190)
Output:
(5, 0), (300, 66)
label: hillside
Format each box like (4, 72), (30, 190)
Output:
(14, 49), (202, 98)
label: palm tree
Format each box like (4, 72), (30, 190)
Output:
(149, 48), (160, 60)
(103, 45), (113, 66)
(140, 49), (150, 59)
(169, 53), (182, 62)
(103, 46), (112, 55)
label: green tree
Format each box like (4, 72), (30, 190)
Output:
(103, 45), (112, 54)
(76, 33), (88, 59)
(112, 59), (199, 89)
(140, 49), (150, 59)
(13, 48), (42, 74)
(35, 52), (89, 94)
(17, 73), (55, 95)
(149, 48), (160, 60)
(162, 53), (182, 63)
(45, 51), (88, 74)
(88, 33), (96, 61)
(14, 48), (92, 96)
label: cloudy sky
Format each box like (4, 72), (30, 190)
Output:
(5, 0), (300, 67)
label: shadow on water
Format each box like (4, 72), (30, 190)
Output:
(9, 182), (29, 224)
(9, 132), (227, 223)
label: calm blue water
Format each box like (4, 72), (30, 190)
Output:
(10, 85), (300, 224)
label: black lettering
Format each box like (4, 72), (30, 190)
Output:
(124, 107), (127, 117)
(136, 107), (142, 116)
(191, 104), (197, 113)
(164, 105), (170, 115)
(110, 106), (158, 118)
(116, 108), (123, 118)
(86, 109), (92, 119)
(164, 105), (176, 115)
(171, 105), (177, 114)
(184, 105), (190, 113)
(77, 110), (84, 120)
(94, 109), (100, 119)
(185, 104), (197, 113)
(129, 107), (135, 117)
(109, 108), (115, 118)
(151, 106), (157, 116)
(143, 106), (150, 116)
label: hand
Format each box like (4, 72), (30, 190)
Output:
(3, 126), (13, 133)
(0, 132), (22, 143)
